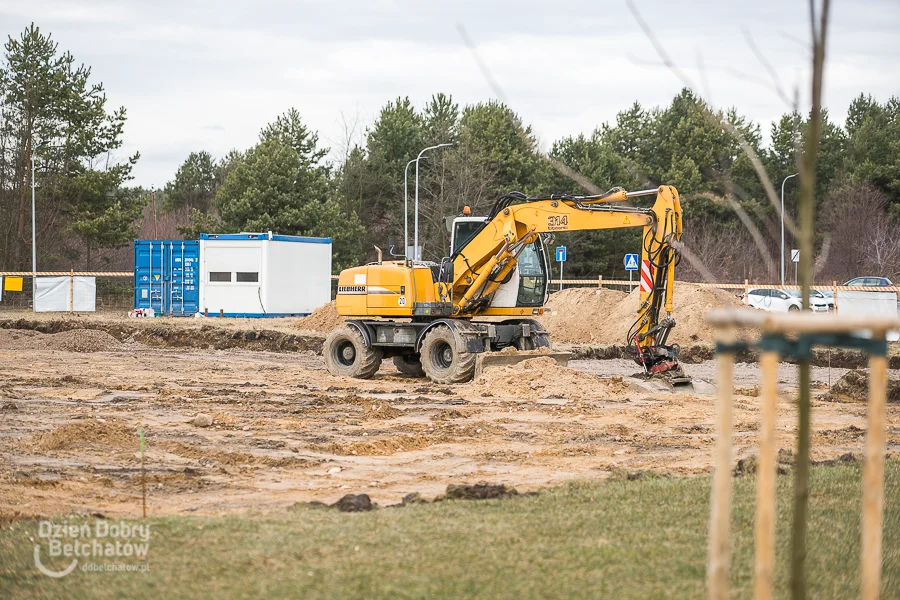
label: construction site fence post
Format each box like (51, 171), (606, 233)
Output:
(68, 269), (75, 314)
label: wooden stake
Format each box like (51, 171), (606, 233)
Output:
(708, 338), (735, 600)
(861, 353), (887, 600)
(754, 351), (779, 600)
(139, 427), (147, 519)
(69, 269), (74, 314)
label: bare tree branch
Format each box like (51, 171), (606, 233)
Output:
(742, 27), (793, 107)
(625, 0), (799, 239)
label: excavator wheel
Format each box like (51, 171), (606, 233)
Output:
(420, 325), (477, 384)
(524, 333), (551, 350)
(324, 326), (383, 379)
(393, 354), (426, 378)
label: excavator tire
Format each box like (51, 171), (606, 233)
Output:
(393, 354), (426, 378)
(324, 326), (382, 379)
(420, 325), (477, 384)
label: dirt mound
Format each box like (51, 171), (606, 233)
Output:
(32, 420), (138, 451)
(465, 356), (625, 400)
(539, 288), (628, 344)
(540, 283), (744, 345)
(49, 329), (124, 352)
(0, 328), (124, 352)
(295, 301), (343, 333)
(822, 369), (900, 403)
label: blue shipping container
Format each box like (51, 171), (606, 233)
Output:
(134, 240), (200, 315)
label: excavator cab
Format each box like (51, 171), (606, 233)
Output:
(449, 215), (550, 308)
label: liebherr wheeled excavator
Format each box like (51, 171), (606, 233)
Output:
(324, 185), (688, 385)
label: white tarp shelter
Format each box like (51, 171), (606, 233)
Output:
(34, 276), (96, 312)
(198, 232), (332, 317)
(837, 289), (900, 341)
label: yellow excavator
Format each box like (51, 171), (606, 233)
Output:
(325, 185), (687, 385)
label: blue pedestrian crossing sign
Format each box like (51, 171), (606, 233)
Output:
(555, 246), (567, 262)
(624, 253), (639, 271)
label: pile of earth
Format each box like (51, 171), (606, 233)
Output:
(31, 419), (138, 451)
(822, 369), (900, 403)
(539, 283), (744, 345)
(293, 282), (742, 345)
(295, 301), (343, 333)
(0, 328), (125, 352)
(463, 356), (629, 400)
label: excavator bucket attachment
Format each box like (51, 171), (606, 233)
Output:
(625, 373), (715, 395)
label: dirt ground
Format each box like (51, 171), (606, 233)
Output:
(2, 320), (898, 521)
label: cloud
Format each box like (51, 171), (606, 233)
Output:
(2, 0), (898, 186)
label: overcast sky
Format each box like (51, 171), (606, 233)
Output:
(3, 0), (898, 187)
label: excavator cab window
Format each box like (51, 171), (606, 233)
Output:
(450, 217), (488, 256)
(515, 241), (547, 306)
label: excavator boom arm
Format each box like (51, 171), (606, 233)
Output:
(450, 186), (683, 372)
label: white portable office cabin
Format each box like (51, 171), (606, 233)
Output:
(198, 232), (332, 317)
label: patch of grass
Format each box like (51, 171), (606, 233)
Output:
(1, 462), (898, 599)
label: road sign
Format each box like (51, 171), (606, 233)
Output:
(624, 253), (639, 271)
(791, 249), (800, 263)
(556, 246), (567, 262)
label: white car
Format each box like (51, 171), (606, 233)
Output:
(741, 288), (831, 313)
(785, 289), (833, 312)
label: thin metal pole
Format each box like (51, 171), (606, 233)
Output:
(780, 173), (797, 286)
(31, 153), (36, 278)
(414, 143), (453, 262)
(151, 189), (158, 239)
(403, 159), (415, 259)
(31, 140), (49, 294)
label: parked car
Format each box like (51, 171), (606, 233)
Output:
(842, 276), (893, 287)
(785, 289), (833, 311)
(740, 288), (831, 313)
(820, 277), (894, 300)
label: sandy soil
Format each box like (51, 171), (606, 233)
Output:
(2, 326), (897, 521)
(540, 283), (747, 345)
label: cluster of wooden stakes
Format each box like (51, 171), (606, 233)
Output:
(705, 309), (897, 600)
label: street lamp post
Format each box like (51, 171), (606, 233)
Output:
(414, 143), (453, 261)
(403, 159), (417, 259)
(31, 140), (49, 278)
(781, 173), (798, 285)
